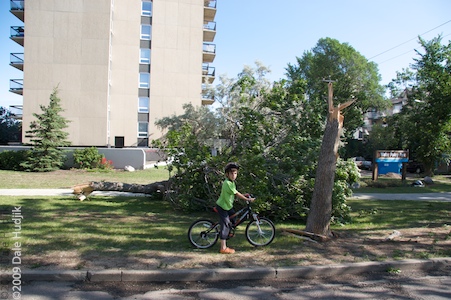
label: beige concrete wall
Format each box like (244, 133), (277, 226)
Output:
(21, 0), (206, 146)
(107, 0), (141, 147)
(149, 0), (204, 137)
(22, 0), (112, 146)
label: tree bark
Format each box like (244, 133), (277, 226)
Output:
(72, 180), (169, 199)
(305, 82), (354, 237)
(305, 118), (340, 237)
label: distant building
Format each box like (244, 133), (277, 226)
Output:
(354, 91), (408, 140)
(9, 0), (217, 147)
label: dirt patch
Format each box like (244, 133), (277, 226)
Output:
(23, 227), (450, 271)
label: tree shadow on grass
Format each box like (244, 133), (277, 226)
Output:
(3, 196), (450, 271)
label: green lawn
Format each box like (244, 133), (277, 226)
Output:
(0, 168), (170, 189)
(1, 195), (450, 269)
(0, 169), (450, 270)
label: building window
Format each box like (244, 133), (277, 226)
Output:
(138, 97), (149, 113)
(139, 73), (150, 88)
(138, 122), (149, 137)
(142, 0), (152, 17)
(140, 49), (151, 64)
(141, 25), (151, 40)
(137, 138), (149, 147)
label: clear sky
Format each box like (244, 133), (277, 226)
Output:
(1, 0), (450, 110)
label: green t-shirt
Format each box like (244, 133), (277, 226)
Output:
(216, 179), (238, 211)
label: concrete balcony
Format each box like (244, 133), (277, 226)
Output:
(10, 53), (24, 71)
(10, 26), (24, 46)
(203, 43), (216, 63)
(10, 0), (24, 22)
(202, 63), (215, 84)
(203, 21), (216, 42)
(204, 0), (216, 22)
(10, 79), (23, 95)
(201, 83), (214, 105)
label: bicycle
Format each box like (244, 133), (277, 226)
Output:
(187, 199), (275, 249)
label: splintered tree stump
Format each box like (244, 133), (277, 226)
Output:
(305, 81), (355, 237)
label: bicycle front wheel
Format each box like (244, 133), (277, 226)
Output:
(245, 217), (275, 247)
(188, 219), (219, 249)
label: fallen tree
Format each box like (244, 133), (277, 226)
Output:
(72, 180), (169, 200)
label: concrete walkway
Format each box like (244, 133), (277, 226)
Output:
(0, 189), (147, 197)
(352, 192), (451, 201)
(2, 189), (451, 201)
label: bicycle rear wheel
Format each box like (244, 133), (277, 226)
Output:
(188, 219), (219, 249)
(245, 217), (275, 247)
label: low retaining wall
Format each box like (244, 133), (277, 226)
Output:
(0, 146), (166, 170)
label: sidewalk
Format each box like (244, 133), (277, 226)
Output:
(352, 191), (451, 201)
(0, 189), (147, 197)
(2, 189), (451, 201)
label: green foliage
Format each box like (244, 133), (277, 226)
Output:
(0, 106), (21, 145)
(0, 150), (30, 171)
(20, 87), (71, 172)
(387, 36), (451, 175)
(286, 37), (388, 145)
(73, 147), (113, 170)
(154, 62), (360, 222)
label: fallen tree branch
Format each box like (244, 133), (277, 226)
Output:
(281, 228), (331, 242)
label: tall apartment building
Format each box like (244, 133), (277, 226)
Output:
(9, 0), (217, 147)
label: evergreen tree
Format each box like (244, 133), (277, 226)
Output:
(21, 88), (71, 171)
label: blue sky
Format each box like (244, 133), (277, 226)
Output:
(1, 0), (450, 110)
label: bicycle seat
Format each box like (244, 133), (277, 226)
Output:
(213, 206), (218, 213)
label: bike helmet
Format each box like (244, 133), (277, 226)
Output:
(224, 162), (240, 173)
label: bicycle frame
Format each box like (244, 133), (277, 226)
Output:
(213, 201), (260, 230)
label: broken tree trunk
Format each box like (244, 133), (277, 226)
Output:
(305, 81), (354, 238)
(72, 180), (169, 200)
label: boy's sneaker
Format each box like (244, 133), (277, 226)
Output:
(219, 247), (235, 254)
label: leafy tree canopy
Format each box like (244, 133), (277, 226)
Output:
(386, 36), (451, 175)
(286, 37), (389, 140)
(0, 106), (21, 145)
(154, 62), (359, 222)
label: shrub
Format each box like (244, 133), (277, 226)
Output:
(98, 156), (114, 171)
(73, 147), (104, 169)
(0, 150), (30, 171)
(73, 147), (114, 170)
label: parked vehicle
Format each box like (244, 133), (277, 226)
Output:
(352, 156), (372, 170)
(406, 161), (425, 173)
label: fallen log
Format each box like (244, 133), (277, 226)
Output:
(72, 180), (170, 201)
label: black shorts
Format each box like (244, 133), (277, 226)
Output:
(216, 205), (236, 240)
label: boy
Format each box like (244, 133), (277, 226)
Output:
(216, 162), (255, 254)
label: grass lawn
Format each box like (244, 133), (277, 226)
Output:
(0, 168), (170, 189)
(0, 169), (450, 270)
(0, 195), (450, 270)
